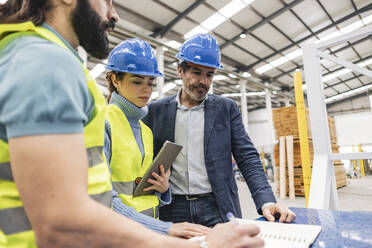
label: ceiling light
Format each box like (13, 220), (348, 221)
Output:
(166, 40), (182, 49)
(228, 73), (237, 78)
(162, 46), (169, 51)
(240, 33), (247, 39)
(214, 75), (229, 81)
(322, 68), (351, 82)
(362, 14), (372, 25)
(255, 64), (274, 74)
(272, 91), (277, 95)
(184, 25), (208, 39)
(242, 0), (255, 5)
(172, 62), (178, 67)
(357, 58), (372, 67)
(254, 14), (372, 74)
(201, 12), (226, 31)
(184, 0), (255, 39)
(150, 83), (178, 100)
(285, 49), (303, 60)
(150, 91), (159, 100)
(219, 0), (246, 18)
(325, 84), (372, 103)
(89, 59), (108, 79)
(269, 56), (289, 67)
(222, 91), (265, 97)
(163, 82), (177, 92)
(242, 72), (251, 77)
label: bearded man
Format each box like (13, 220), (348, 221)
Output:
(0, 1), (266, 248)
(143, 33), (296, 227)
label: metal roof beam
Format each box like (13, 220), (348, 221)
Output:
(220, 0), (304, 50)
(267, 37), (372, 82)
(151, 0), (206, 38)
(241, 3), (372, 71)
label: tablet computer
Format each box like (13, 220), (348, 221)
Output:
(133, 140), (183, 197)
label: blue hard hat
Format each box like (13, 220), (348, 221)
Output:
(176, 33), (223, 69)
(106, 38), (163, 77)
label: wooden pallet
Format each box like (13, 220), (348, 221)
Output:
(272, 106), (347, 197)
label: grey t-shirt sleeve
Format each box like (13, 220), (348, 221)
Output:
(0, 36), (93, 139)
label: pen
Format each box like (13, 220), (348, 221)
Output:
(226, 212), (238, 224)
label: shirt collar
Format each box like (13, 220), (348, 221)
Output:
(41, 23), (83, 63)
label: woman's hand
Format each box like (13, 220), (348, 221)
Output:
(168, 222), (210, 239)
(143, 164), (170, 193)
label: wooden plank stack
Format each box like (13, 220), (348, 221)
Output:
(272, 106), (347, 197)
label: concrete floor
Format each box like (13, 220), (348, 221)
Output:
(237, 175), (372, 219)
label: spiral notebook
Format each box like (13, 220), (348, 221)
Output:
(237, 219), (321, 248)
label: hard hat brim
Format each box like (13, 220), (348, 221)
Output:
(105, 65), (163, 77)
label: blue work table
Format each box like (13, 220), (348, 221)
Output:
(258, 207), (372, 247)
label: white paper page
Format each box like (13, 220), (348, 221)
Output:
(237, 219), (321, 248)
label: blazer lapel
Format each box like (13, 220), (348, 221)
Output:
(204, 96), (219, 153)
(166, 96), (177, 142)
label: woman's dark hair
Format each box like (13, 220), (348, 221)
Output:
(106, 71), (125, 103)
(0, 0), (52, 25)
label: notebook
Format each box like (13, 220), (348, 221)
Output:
(132, 141), (183, 197)
(189, 219), (321, 248)
(237, 219), (321, 248)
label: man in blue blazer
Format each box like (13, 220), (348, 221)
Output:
(143, 34), (295, 227)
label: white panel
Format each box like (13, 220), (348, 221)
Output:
(278, 61), (298, 73)
(324, 87), (338, 97)
(172, 19), (199, 36)
(159, 0), (194, 11)
(334, 112), (372, 146)
(356, 0), (372, 8)
(271, 11), (308, 39)
(292, 1), (329, 31)
(332, 83), (350, 93)
(346, 79), (363, 88)
(231, 6), (262, 27)
(246, 109), (273, 152)
(206, 0), (231, 9)
(251, 0), (283, 17)
(121, 0), (177, 25)
(187, 4), (215, 23)
(252, 23), (291, 49)
(335, 48), (360, 61)
(320, 0), (354, 20)
(221, 45), (258, 64)
(353, 40), (372, 56)
(214, 21), (242, 39)
(234, 35), (273, 57)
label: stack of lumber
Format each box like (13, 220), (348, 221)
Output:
(272, 106), (347, 196)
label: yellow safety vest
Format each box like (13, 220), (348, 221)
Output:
(106, 104), (159, 218)
(0, 22), (113, 247)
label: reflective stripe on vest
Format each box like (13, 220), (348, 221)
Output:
(0, 22), (112, 247)
(107, 104), (159, 218)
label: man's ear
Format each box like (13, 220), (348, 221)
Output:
(177, 66), (184, 79)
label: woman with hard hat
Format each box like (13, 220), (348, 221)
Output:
(104, 38), (170, 220)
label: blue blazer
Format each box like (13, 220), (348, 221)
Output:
(143, 94), (276, 221)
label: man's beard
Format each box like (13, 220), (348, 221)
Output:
(71, 0), (115, 59)
(183, 80), (209, 101)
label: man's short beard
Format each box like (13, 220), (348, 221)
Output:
(183, 82), (208, 101)
(71, 0), (115, 59)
